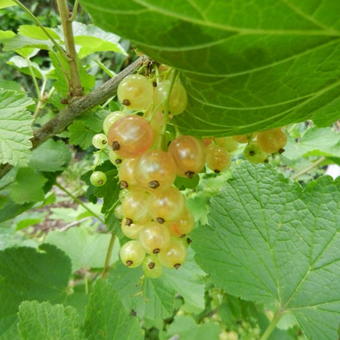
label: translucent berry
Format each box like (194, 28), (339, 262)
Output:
(121, 219), (144, 239)
(215, 137), (238, 152)
(159, 238), (187, 269)
(90, 171), (107, 187)
(117, 74), (153, 110)
(143, 256), (163, 279)
(103, 111), (124, 135)
(154, 78), (187, 115)
(257, 128), (287, 154)
(108, 149), (122, 166)
(244, 142), (268, 163)
(139, 222), (171, 254)
(121, 188), (150, 223)
(120, 240), (145, 268)
(149, 187), (185, 222)
(169, 135), (206, 178)
(107, 115), (154, 158)
(92, 133), (107, 149)
(206, 144), (231, 173)
(135, 150), (177, 190)
(167, 209), (194, 237)
(119, 158), (139, 189)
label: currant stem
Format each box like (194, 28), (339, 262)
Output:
(56, 0), (83, 97)
(260, 310), (283, 340)
(55, 182), (105, 223)
(101, 231), (116, 279)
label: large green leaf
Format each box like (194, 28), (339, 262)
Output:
(0, 89), (33, 166)
(18, 301), (83, 340)
(84, 280), (144, 340)
(8, 167), (47, 204)
(0, 244), (71, 336)
(80, 0), (340, 135)
(193, 163), (340, 340)
(29, 139), (71, 172)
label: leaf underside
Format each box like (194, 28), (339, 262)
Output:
(80, 0), (340, 136)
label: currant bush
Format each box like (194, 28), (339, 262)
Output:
(89, 65), (288, 277)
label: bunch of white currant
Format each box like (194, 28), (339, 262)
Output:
(89, 64), (288, 278)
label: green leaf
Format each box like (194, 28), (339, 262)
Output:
(45, 226), (119, 272)
(18, 301), (83, 340)
(18, 25), (60, 41)
(67, 109), (107, 149)
(160, 250), (206, 312)
(0, 80), (22, 92)
(8, 168), (47, 204)
(84, 280), (144, 340)
(72, 21), (126, 58)
(0, 0), (15, 9)
(7, 56), (43, 79)
(82, 161), (120, 213)
(166, 315), (220, 340)
(30, 139), (71, 172)
(285, 127), (340, 160)
(80, 0), (340, 135)
(0, 30), (15, 41)
(193, 163), (340, 340)
(0, 89), (33, 166)
(3, 35), (52, 51)
(0, 244), (71, 336)
(108, 264), (176, 327)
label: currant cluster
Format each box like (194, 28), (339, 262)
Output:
(89, 65), (288, 278)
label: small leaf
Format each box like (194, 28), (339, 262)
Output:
(18, 25), (60, 41)
(0, 30), (15, 40)
(18, 301), (84, 340)
(0, 244), (71, 336)
(30, 139), (71, 172)
(8, 168), (47, 204)
(0, 0), (15, 9)
(71, 21), (126, 58)
(0, 89), (33, 166)
(285, 127), (340, 160)
(166, 315), (220, 340)
(7, 55), (43, 79)
(45, 226), (119, 272)
(193, 163), (340, 340)
(84, 280), (144, 340)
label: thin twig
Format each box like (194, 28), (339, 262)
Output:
(0, 56), (148, 179)
(70, 0), (79, 21)
(56, 0), (83, 97)
(33, 77), (47, 120)
(292, 157), (326, 180)
(101, 232), (116, 279)
(55, 182), (105, 224)
(59, 217), (91, 231)
(25, 58), (40, 99)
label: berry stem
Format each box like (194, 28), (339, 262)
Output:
(101, 231), (116, 279)
(55, 182), (105, 223)
(260, 309), (283, 340)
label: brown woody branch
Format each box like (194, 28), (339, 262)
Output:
(0, 56), (148, 179)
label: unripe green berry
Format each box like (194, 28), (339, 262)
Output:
(90, 171), (107, 187)
(92, 133), (108, 149)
